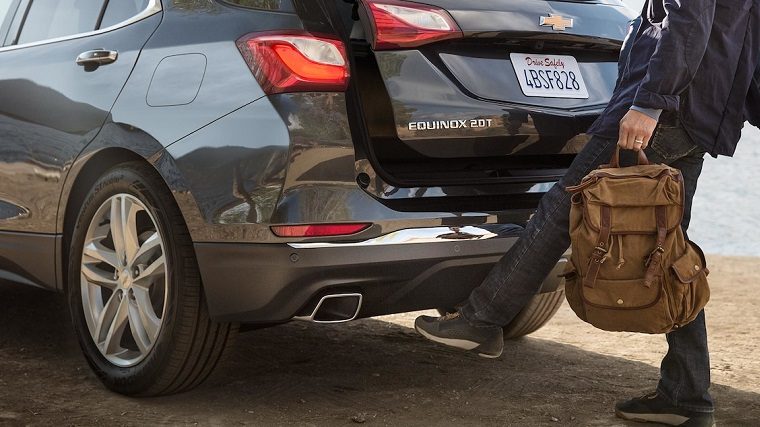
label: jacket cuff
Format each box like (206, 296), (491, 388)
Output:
(630, 105), (663, 121)
(633, 87), (680, 111)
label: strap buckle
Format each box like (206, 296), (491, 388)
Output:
(590, 245), (609, 264)
(644, 246), (665, 267)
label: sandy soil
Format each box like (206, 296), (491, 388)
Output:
(0, 255), (757, 426)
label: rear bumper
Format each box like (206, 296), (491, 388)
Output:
(194, 227), (567, 323)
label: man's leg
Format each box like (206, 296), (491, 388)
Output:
(656, 311), (712, 412)
(656, 151), (713, 413)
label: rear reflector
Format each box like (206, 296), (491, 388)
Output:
(362, 0), (463, 50)
(271, 224), (371, 238)
(237, 32), (350, 94)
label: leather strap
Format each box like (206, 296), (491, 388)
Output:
(584, 205), (612, 288)
(608, 147), (650, 169)
(643, 206), (668, 288)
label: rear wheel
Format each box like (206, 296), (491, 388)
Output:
(67, 162), (236, 396)
(437, 287), (565, 339)
(501, 288), (565, 339)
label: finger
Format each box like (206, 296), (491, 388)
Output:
(630, 126), (645, 151)
(640, 129), (654, 150)
(623, 128), (637, 151)
(618, 127), (630, 150)
(633, 135), (645, 151)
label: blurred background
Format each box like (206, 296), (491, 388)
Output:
(623, 0), (646, 10)
(621, 0), (759, 256)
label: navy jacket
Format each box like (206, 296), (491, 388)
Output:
(588, 0), (760, 157)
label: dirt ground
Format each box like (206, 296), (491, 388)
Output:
(0, 255), (758, 426)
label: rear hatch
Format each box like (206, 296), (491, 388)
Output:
(330, 0), (635, 196)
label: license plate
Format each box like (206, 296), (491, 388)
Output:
(510, 53), (589, 99)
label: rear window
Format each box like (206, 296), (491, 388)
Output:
(99, 0), (149, 29)
(17, 0), (105, 44)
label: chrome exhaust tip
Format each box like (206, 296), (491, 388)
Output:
(294, 293), (363, 324)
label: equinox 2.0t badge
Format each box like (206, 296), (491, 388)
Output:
(540, 14), (573, 31)
(408, 119), (494, 131)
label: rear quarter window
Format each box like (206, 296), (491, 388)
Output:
(99, 0), (149, 28)
(17, 0), (105, 45)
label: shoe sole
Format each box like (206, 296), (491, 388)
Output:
(415, 324), (502, 358)
(615, 409), (693, 426)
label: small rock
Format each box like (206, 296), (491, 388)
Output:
(550, 417), (560, 422)
(351, 413), (367, 423)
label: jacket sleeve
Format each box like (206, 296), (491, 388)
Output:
(633, 0), (717, 111)
(746, 58), (760, 126)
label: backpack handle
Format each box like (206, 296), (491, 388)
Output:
(609, 147), (650, 168)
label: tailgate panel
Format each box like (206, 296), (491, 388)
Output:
(342, 0), (635, 197)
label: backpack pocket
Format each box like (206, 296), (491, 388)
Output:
(669, 241), (710, 327)
(581, 278), (661, 310)
(578, 277), (674, 334)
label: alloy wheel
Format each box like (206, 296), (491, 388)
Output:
(80, 194), (168, 367)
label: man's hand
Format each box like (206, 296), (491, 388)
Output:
(618, 109), (658, 151)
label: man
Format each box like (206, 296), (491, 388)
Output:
(415, 0), (760, 426)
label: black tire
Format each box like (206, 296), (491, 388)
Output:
(501, 287), (565, 339)
(67, 162), (237, 396)
(436, 287), (565, 340)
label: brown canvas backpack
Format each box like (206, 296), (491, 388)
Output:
(562, 148), (710, 334)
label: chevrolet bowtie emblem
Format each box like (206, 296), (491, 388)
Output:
(540, 14), (573, 31)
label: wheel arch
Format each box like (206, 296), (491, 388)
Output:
(59, 148), (145, 291)
(58, 141), (200, 292)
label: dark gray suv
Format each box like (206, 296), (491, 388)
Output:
(0, 0), (634, 395)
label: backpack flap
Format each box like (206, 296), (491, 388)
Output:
(582, 277), (660, 309)
(671, 242), (710, 283)
(580, 167), (684, 234)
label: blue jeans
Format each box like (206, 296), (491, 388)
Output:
(460, 126), (714, 413)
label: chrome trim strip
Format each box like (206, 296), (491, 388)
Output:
(293, 293), (363, 324)
(287, 226), (501, 249)
(0, 0), (162, 53)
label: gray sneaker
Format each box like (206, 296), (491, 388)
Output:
(414, 312), (504, 358)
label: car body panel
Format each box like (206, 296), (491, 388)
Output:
(196, 231), (530, 322)
(164, 92), (527, 244)
(0, 231), (58, 290)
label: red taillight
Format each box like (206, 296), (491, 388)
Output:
(237, 32), (350, 94)
(271, 223), (371, 238)
(362, 0), (463, 50)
